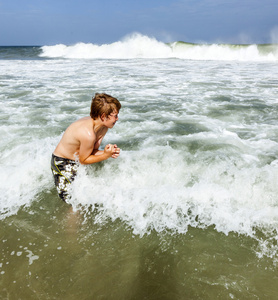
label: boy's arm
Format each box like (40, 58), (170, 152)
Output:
(80, 145), (119, 164)
(90, 135), (105, 156)
(91, 149), (104, 156)
(78, 134), (120, 165)
(91, 145), (120, 159)
(79, 139), (109, 165)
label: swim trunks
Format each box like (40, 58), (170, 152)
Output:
(51, 154), (78, 202)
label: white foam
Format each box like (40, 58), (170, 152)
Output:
(68, 142), (278, 243)
(40, 33), (278, 61)
(0, 137), (57, 219)
(172, 43), (277, 61)
(25, 249), (39, 265)
(41, 33), (172, 59)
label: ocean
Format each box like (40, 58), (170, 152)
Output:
(1, 33), (278, 299)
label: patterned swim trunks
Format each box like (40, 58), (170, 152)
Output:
(51, 154), (78, 202)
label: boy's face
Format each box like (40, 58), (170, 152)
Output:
(103, 110), (119, 128)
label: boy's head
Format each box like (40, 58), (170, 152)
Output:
(90, 93), (121, 120)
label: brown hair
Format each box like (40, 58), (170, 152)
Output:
(90, 93), (121, 120)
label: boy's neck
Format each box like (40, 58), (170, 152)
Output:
(92, 117), (106, 133)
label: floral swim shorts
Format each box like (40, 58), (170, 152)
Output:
(51, 154), (78, 202)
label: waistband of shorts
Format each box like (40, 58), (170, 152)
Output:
(52, 153), (77, 164)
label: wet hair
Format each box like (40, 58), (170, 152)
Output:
(90, 93), (121, 120)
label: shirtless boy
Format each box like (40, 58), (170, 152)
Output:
(51, 93), (121, 202)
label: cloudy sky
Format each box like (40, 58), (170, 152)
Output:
(0, 0), (277, 45)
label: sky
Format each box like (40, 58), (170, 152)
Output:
(0, 0), (278, 46)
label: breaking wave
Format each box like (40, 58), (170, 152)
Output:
(40, 33), (278, 61)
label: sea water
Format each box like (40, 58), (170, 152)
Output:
(1, 34), (278, 299)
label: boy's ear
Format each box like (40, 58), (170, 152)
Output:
(100, 113), (106, 121)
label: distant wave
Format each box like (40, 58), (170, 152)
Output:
(40, 33), (278, 61)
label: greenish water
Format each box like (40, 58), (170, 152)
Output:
(1, 191), (277, 300)
(1, 45), (278, 299)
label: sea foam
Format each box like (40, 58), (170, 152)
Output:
(40, 33), (278, 61)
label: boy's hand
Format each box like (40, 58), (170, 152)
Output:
(104, 144), (120, 159)
(112, 144), (120, 158)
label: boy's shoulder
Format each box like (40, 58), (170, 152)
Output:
(69, 117), (92, 130)
(66, 117), (94, 139)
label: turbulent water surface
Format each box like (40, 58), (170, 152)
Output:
(1, 34), (278, 299)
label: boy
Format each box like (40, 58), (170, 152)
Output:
(51, 93), (121, 202)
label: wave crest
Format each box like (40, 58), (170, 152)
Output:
(40, 33), (278, 61)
